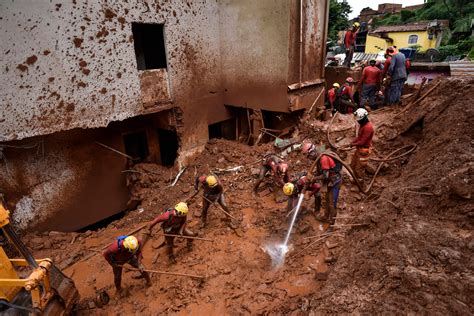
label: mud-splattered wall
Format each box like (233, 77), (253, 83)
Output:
(0, 1), (329, 231)
(0, 0), (222, 154)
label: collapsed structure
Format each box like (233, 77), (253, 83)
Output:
(0, 0), (329, 231)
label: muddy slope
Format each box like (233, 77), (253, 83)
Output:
(307, 78), (474, 314)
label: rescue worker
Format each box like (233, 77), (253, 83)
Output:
(357, 59), (381, 110)
(253, 154), (290, 193)
(325, 83), (340, 113)
(103, 235), (151, 295)
(144, 202), (195, 264)
(194, 175), (230, 227)
(350, 108), (375, 179)
(283, 174), (321, 215)
(386, 46), (407, 106)
(302, 143), (343, 224)
(343, 22), (360, 68)
(336, 77), (356, 114)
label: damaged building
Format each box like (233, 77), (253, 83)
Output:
(0, 0), (329, 231)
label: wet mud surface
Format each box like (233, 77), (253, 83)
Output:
(24, 78), (473, 314)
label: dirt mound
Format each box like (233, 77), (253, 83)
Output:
(305, 77), (474, 314)
(21, 77), (473, 314)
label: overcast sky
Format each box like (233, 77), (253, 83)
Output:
(346, 0), (426, 19)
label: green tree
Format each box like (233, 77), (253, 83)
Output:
(327, 0), (352, 43)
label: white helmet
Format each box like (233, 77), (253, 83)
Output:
(354, 108), (368, 121)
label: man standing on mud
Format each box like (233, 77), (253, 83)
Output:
(103, 235), (151, 296)
(357, 59), (381, 110)
(195, 175), (231, 228)
(254, 153), (290, 193)
(144, 202), (195, 264)
(351, 108), (374, 180)
(386, 46), (407, 106)
(305, 144), (343, 224)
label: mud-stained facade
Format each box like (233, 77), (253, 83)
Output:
(0, 0), (329, 231)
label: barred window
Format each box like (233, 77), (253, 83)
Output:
(408, 35), (418, 44)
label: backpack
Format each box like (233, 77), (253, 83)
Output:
(116, 235), (128, 250)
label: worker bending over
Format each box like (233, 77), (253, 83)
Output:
(144, 202), (195, 264)
(351, 108), (375, 180)
(103, 235), (151, 296)
(254, 154), (290, 193)
(304, 143), (343, 224)
(283, 173), (321, 215)
(325, 83), (340, 113)
(357, 59), (381, 110)
(195, 175), (231, 227)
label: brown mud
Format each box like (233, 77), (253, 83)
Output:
(24, 77), (473, 314)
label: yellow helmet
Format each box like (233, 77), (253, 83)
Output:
(206, 175), (218, 188)
(123, 236), (139, 253)
(175, 202), (188, 217)
(332, 82), (340, 89)
(283, 183), (295, 196)
(353, 22), (360, 28)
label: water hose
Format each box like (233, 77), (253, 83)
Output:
(308, 144), (417, 194)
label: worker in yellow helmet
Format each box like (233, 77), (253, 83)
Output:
(103, 235), (151, 296)
(343, 21), (360, 68)
(194, 174), (231, 228)
(144, 202), (195, 264)
(326, 82), (341, 113)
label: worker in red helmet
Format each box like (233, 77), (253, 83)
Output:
(103, 235), (151, 296)
(144, 202), (195, 264)
(357, 59), (382, 110)
(254, 153), (290, 193)
(335, 77), (356, 114)
(194, 175), (231, 228)
(283, 173), (321, 216)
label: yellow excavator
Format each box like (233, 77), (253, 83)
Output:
(0, 205), (79, 315)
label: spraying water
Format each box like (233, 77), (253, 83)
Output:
(264, 193), (305, 268)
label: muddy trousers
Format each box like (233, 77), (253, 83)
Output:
(320, 180), (341, 224)
(202, 193), (229, 224)
(350, 147), (371, 179)
(165, 227), (195, 261)
(253, 166), (271, 192)
(360, 84), (378, 109)
(112, 256), (150, 291)
(343, 46), (354, 67)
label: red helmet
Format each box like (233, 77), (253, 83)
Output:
(278, 163), (288, 174)
(346, 77), (354, 83)
(302, 142), (315, 154)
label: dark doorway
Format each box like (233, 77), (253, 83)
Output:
(123, 131), (149, 161)
(131, 23), (167, 70)
(208, 118), (237, 140)
(157, 128), (178, 166)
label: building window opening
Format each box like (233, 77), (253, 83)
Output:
(157, 128), (178, 166)
(123, 131), (149, 162)
(208, 118), (237, 140)
(408, 35), (418, 44)
(131, 23), (167, 70)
